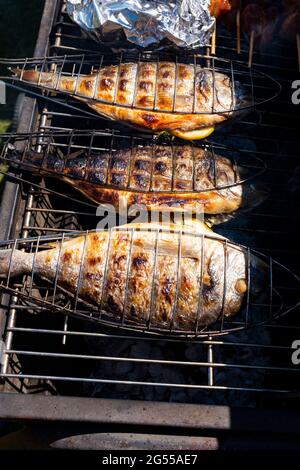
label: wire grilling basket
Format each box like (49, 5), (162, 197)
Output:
(0, 129), (266, 201)
(0, 227), (299, 339)
(0, 52), (281, 118)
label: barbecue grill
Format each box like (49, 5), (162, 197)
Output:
(1, 0), (300, 450)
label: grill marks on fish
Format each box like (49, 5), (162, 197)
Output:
(22, 62), (237, 112)
(45, 145), (238, 190)
(0, 226), (251, 329)
(22, 144), (242, 214)
(13, 61), (246, 139)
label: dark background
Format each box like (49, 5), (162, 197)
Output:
(0, 0), (44, 131)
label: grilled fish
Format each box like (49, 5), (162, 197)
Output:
(0, 221), (266, 330)
(9, 143), (264, 215)
(12, 62), (248, 140)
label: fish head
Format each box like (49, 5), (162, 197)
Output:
(227, 247), (268, 301)
(220, 244), (268, 320)
(204, 180), (269, 227)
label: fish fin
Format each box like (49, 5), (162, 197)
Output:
(65, 149), (85, 161)
(205, 213), (237, 227)
(41, 236), (81, 250)
(41, 242), (61, 249)
(56, 148), (65, 160)
(171, 217), (214, 235)
(120, 220), (219, 237)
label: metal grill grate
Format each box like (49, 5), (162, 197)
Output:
(1, 0), (300, 405)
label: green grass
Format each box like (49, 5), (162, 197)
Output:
(0, 119), (11, 133)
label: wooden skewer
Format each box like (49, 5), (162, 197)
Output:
(297, 33), (300, 73)
(248, 30), (255, 68)
(237, 9), (241, 54)
(211, 20), (216, 55)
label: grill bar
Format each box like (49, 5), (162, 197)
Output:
(5, 348), (299, 372)
(0, 373), (296, 394)
(5, 325), (296, 349)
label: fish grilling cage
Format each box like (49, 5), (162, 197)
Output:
(0, 129), (266, 196)
(1, 0), (300, 407)
(0, 51), (281, 116)
(0, 227), (299, 339)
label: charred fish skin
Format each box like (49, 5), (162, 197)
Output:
(12, 62), (249, 140)
(14, 144), (245, 214)
(25, 145), (241, 191)
(0, 224), (266, 331)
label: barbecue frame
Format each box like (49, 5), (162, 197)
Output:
(1, 0), (300, 450)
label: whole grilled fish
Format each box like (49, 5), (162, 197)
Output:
(12, 61), (248, 140)
(0, 222), (266, 331)
(9, 143), (264, 215)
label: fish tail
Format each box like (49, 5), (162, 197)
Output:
(0, 249), (13, 279)
(10, 67), (40, 84)
(3, 142), (47, 175)
(205, 213), (237, 227)
(0, 249), (32, 279)
(9, 67), (59, 91)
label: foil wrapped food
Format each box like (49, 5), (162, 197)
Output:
(66, 0), (215, 48)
